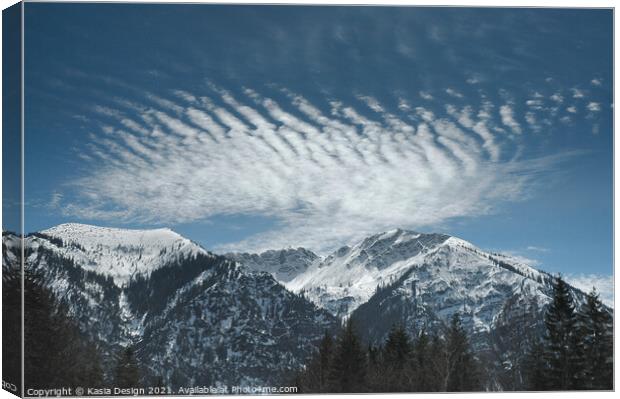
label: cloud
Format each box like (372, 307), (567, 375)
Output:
(571, 88), (585, 98)
(526, 245), (549, 252)
(566, 106), (577, 114)
(587, 102), (601, 112)
(566, 274), (613, 307)
(591, 78), (602, 86)
(466, 77), (481, 85)
(419, 91), (434, 100)
(63, 84), (579, 253)
(49, 192), (63, 209)
(550, 93), (564, 103)
(499, 104), (522, 134)
(445, 88), (464, 98)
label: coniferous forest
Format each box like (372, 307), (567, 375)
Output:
(294, 276), (613, 393)
(2, 261), (142, 396)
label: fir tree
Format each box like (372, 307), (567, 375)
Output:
(411, 331), (437, 392)
(429, 333), (449, 391)
(328, 319), (367, 393)
(445, 313), (480, 391)
(576, 289), (613, 389)
(382, 324), (413, 391)
(542, 276), (580, 390)
(298, 331), (334, 392)
(524, 338), (547, 390)
(114, 346), (141, 389)
(365, 343), (384, 392)
(383, 324), (412, 370)
(17, 265), (105, 389)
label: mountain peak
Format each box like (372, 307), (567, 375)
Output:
(43, 223), (182, 240)
(35, 223), (205, 285)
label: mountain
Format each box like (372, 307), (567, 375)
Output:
(254, 229), (590, 349)
(226, 248), (319, 282)
(5, 224), (338, 388)
(36, 223), (206, 285)
(5, 224), (603, 390)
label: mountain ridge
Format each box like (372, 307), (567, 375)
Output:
(5, 223), (604, 387)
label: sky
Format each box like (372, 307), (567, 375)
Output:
(11, 4), (613, 297)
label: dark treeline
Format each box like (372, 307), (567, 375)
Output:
(2, 262), (143, 394)
(295, 276), (613, 392)
(294, 314), (481, 393)
(525, 277), (613, 390)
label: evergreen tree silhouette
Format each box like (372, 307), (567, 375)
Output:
(1, 260), (106, 390)
(297, 331), (334, 392)
(543, 276), (579, 389)
(114, 346), (141, 389)
(383, 324), (412, 370)
(576, 288), (613, 389)
(328, 319), (367, 393)
(411, 331), (436, 392)
(445, 313), (480, 391)
(524, 338), (547, 390)
(382, 324), (413, 391)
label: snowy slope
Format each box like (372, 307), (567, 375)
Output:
(36, 223), (208, 285)
(276, 229), (584, 348)
(287, 229), (458, 316)
(226, 247), (319, 282)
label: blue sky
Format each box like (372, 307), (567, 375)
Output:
(15, 4), (612, 289)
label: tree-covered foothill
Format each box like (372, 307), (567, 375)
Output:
(295, 276), (613, 393)
(2, 263), (105, 390)
(295, 314), (483, 393)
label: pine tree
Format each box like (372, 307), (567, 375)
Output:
(445, 313), (480, 391)
(383, 324), (413, 370)
(382, 324), (413, 391)
(328, 319), (367, 393)
(542, 276), (580, 390)
(114, 346), (141, 389)
(411, 331), (436, 392)
(366, 343), (384, 392)
(576, 289), (613, 389)
(298, 331), (334, 392)
(524, 337), (547, 390)
(429, 333), (449, 391)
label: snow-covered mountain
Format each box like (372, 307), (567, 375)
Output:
(37, 223), (207, 285)
(5, 224), (338, 387)
(4, 224), (600, 388)
(226, 248), (319, 282)
(240, 229), (590, 348)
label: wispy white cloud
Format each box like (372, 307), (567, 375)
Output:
(550, 93), (564, 103)
(499, 104), (522, 134)
(64, 84), (580, 253)
(587, 102), (601, 112)
(566, 274), (614, 307)
(591, 78), (602, 86)
(571, 88), (585, 98)
(445, 88), (464, 98)
(49, 192), (63, 209)
(526, 245), (549, 252)
(466, 76), (481, 85)
(419, 91), (434, 101)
